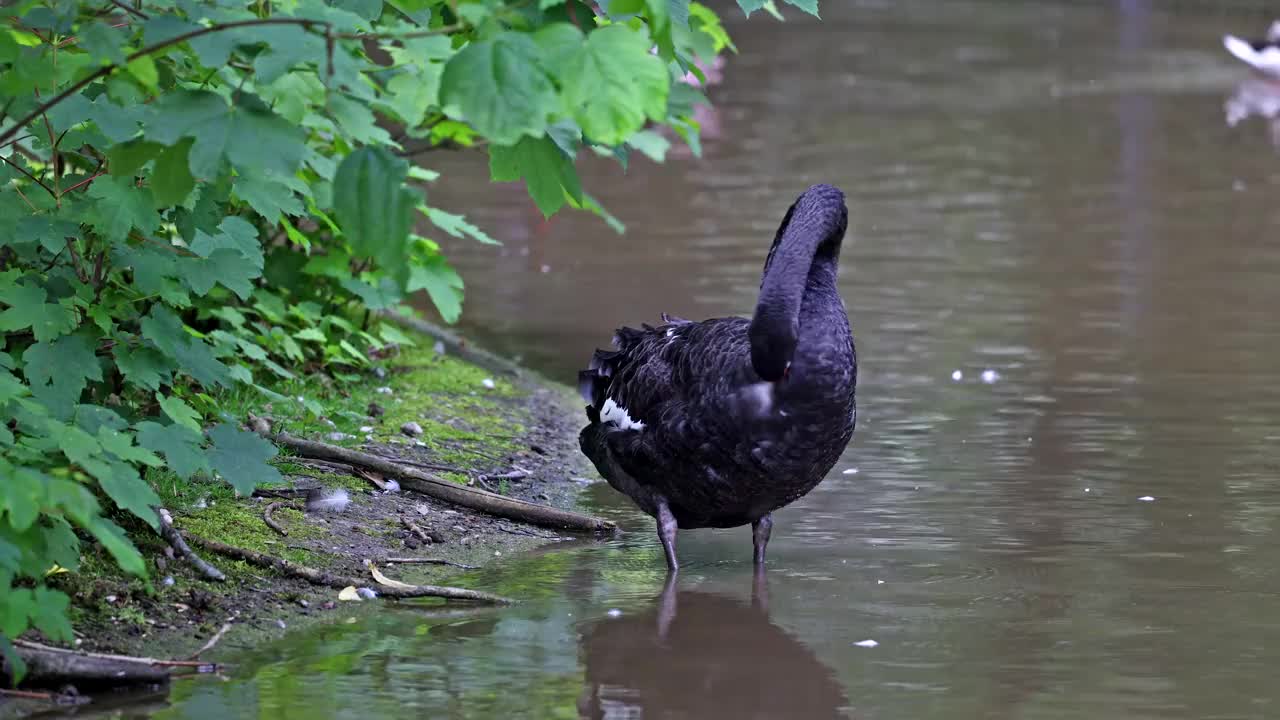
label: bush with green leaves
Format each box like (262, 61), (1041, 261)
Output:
(0, 0), (821, 678)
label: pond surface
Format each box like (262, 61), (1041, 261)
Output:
(136, 1), (1280, 718)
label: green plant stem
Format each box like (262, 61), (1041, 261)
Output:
(0, 154), (55, 196)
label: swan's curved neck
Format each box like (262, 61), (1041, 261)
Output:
(748, 188), (848, 381)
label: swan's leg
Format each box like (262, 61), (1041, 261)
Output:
(655, 497), (679, 572)
(752, 513), (773, 566)
(751, 564), (769, 613)
(656, 568), (679, 640)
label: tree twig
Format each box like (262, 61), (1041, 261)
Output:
(186, 534), (511, 604)
(0, 154), (55, 197)
(269, 432), (615, 534)
(6, 639), (215, 687)
(184, 618), (234, 660)
(109, 0), (149, 19)
(156, 508), (226, 582)
(262, 502), (290, 536)
(401, 516), (434, 544)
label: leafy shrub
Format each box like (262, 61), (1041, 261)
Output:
(0, 0), (820, 679)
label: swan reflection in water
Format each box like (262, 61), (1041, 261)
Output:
(1225, 77), (1280, 150)
(577, 575), (852, 719)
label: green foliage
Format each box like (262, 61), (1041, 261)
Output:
(0, 0), (819, 682)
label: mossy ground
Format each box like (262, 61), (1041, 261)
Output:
(32, 327), (600, 676)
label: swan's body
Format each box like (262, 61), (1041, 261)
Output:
(577, 184), (857, 570)
(1224, 21), (1280, 76)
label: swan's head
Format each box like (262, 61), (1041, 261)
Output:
(1268, 20), (1280, 42)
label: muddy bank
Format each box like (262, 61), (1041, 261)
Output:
(1, 321), (608, 715)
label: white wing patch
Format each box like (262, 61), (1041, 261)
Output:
(1225, 35), (1280, 74)
(743, 381), (775, 415)
(601, 397), (646, 431)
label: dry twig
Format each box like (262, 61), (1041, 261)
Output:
(262, 502), (290, 536)
(187, 534), (511, 604)
(156, 508), (225, 581)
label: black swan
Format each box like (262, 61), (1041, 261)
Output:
(576, 581), (851, 719)
(577, 184), (857, 571)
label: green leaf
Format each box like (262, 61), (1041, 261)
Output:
(16, 216), (79, 254)
(22, 333), (101, 408)
(86, 175), (160, 241)
(140, 306), (230, 388)
(113, 344), (171, 392)
(332, 147), (417, 284)
(207, 423), (282, 495)
(0, 277), (78, 342)
(127, 55), (159, 89)
(136, 421), (209, 480)
(78, 22), (127, 66)
(781, 0), (819, 16)
(562, 24), (670, 145)
(2, 469), (42, 532)
(58, 425), (101, 466)
(151, 138), (196, 207)
(234, 169), (306, 223)
(533, 23), (584, 76)
(88, 95), (148, 142)
(148, 91), (306, 179)
(82, 516), (146, 577)
(408, 254), (464, 323)
(340, 276), (403, 310)
(157, 393), (201, 432)
(28, 588), (73, 644)
(626, 128), (670, 162)
(489, 136), (582, 217)
(81, 455), (161, 526)
(735, 0), (767, 15)
(179, 248), (262, 299)
(107, 139), (163, 177)
(420, 206), (499, 245)
(439, 32), (559, 145)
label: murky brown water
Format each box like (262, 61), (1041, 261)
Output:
(133, 1), (1280, 718)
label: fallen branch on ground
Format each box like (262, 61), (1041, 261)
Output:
(0, 687), (85, 704)
(401, 516), (434, 544)
(7, 640), (213, 688)
(479, 469), (530, 483)
(186, 534), (511, 604)
(384, 557), (478, 569)
(269, 432), (616, 534)
(262, 502), (290, 536)
(185, 618), (234, 660)
(156, 508), (225, 581)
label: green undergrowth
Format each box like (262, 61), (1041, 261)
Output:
(43, 329), (539, 642)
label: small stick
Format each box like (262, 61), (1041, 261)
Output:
(263, 502), (290, 536)
(383, 558), (478, 569)
(156, 508), (225, 582)
(187, 534), (511, 604)
(0, 688), (61, 702)
(185, 619), (234, 660)
(479, 469), (530, 483)
(401, 516), (433, 544)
